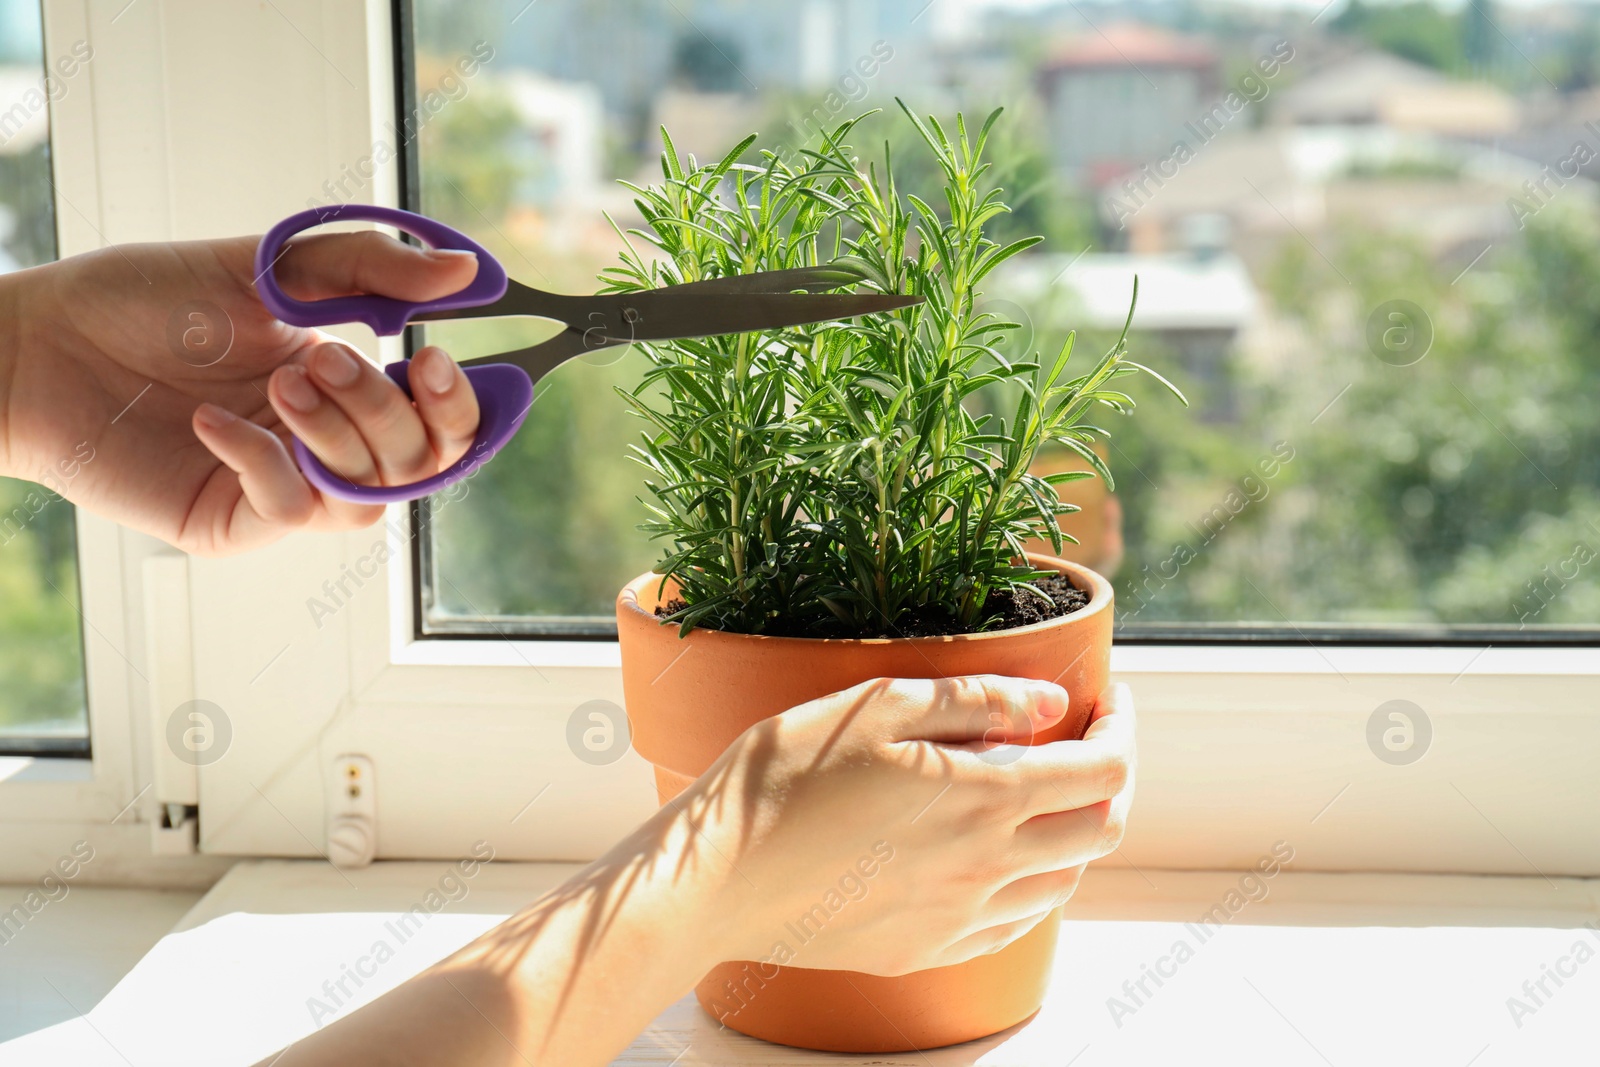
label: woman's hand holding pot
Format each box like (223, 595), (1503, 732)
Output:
(690, 677), (1136, 976)
(260, 678), (1134, 1067)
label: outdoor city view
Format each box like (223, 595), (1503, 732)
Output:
(0, 0), (88, 739)
(411, 0), (1600, 635)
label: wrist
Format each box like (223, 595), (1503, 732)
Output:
(0, 268), (20, 476)
(627, 791), (762, 970)
(0, 261), (55, 481)
(672, 771), (826, 969)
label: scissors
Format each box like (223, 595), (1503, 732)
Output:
(254, 204), (921, 503)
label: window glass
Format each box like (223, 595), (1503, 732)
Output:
(410, 0), (1600, 639)
(0, 0), (90, 744)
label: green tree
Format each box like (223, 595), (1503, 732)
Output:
(414, 84), (658, 623)
(1185, 207), (1600, 627)
(1333, 1), (1466, 72)
(417, 84), (527, 233)
(1462, 0), (1497, 72)
(0, 484), (87, 734)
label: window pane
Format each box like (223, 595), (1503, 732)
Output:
(0, 0), (89, 742)
(410, 0), (1600, 639)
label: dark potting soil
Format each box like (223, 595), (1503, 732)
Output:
(656, 572), (1091, 639)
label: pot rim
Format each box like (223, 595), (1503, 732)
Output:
(616, 554), (1113, 647)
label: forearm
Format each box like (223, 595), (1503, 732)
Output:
(266, 799), (749, 1066)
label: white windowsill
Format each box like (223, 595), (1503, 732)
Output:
(2, 861), (1596, 1065)
(390, 636), (624, 669)
(0, 885), (202, 1044)
(386, 635), (1600, 678)
(0, 757), (95, 785)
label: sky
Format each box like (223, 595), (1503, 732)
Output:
(928, 0), (1596, 38)
(923, 0), (1598, 52)
(968, 0), (1597, 10)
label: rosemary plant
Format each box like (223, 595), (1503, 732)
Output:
(604, 103), (1184, 638)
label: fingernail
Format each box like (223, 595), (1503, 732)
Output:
(419, 348), (456, 394)
(277, 366), (320, 412)
(426, 248), (478, 265)
(194, 403), (236, 430)
(1038, 688), (1069, 719)
(313, 345), (360, 387)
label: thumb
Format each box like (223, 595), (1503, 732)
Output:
(265, 230), (480, 303)
(886, 675), (1069, 746)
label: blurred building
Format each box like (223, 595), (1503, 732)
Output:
(1098, 124), (1548, 270)
(0, 65), (48, 153)
(1000, 217), (1256, 422)
(1037, 22), (1217, 187)
(500, 73), (604, 208)
(490, 0), (933, 128)
(1498, 85), (1600, 185)
(1272, 51), (1517, 138)
(0, 206), (20, 274)
(493, 72), (630, 257)
(647, 89), (766, 170)
(0, 51), (53, 271)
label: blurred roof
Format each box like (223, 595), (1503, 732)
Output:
(1100, 129), (1310, 230)
(1093, 124), (1552, 267)
(1004, 251), (1256, 332)
(1042, 22), (1215, 74)
(1274, 53), (1517, 136)
(1494, 85), (1600, 182)
(1279, 51), (1442, 117)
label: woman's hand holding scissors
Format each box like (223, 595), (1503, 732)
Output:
(0, 229), (482, 556)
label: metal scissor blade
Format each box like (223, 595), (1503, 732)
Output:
(458, 328), (627, 383)
(663, 265), (867, 295)
(456, 289), (921, 382)
(592, 291), (922, 343)
(416, 266), (875, 326)
(410, 279), (561, 324)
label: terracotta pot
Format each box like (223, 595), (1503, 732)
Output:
(616, 554), (1113, 1053)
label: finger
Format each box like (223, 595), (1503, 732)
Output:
(1011, 793), (1130, 878)
(1008, 686), (1136, 817)
(192, 403), (315, 530)
(270, 230), (479, 302)
(268, 361), (382, 487)
(941, 911), (1057, 966)
(984, 865), (1086, 928)
(881, 675), (1071, 745)
(407, 346), (480, 467)
(1086, 682), (1135, 739)
(303, 342), (435, 485)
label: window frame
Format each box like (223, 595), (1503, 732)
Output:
(6, 0), (1597, 888)
(0, 3), (90, 758)
(0, 0), (224, 883)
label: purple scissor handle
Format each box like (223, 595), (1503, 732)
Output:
(255, 204), (923, 504)
(257, 204), (510, 334)
(255, 204), (530, 505)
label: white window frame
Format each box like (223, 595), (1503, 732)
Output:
(0, 0), (224, 886)
(7, 0), (1598, 887)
